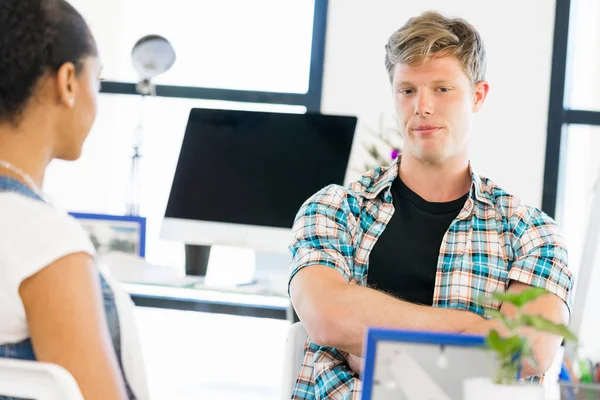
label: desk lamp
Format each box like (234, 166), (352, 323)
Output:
(126, 35), (176, 216)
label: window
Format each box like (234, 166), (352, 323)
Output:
(542, 0), (600, 358)
(72, 0), (327, 109)
(542, 0), (600, 218)
(558, 126), (600, 360)
(556, 125), (600, 276)
(97, 0), (316, 94)
(565, 0), (600, 111)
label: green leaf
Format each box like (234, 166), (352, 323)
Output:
(366, 144), (381, 159)
(486, 330), (525, 358)
(485, 309), (503, 319)
(516, 287), (551, 305)
(503, 336), (526, 356)
(490, 287), (549, 308)
(521, 315), (578, 342)
(486, 309), (518, 330)
(486, 330), (506, 353)
(488, 291), (521, 305)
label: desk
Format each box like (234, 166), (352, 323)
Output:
(123, 282), (291, 320)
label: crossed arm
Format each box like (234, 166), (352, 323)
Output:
(290, 266), (569, 378)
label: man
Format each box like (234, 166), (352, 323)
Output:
(288, 10), (574, 400)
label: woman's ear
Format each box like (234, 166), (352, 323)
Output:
(55, 62), (78, 108)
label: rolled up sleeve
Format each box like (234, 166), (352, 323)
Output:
(288, 184), (357, 294)
(508, 208), (574, 313)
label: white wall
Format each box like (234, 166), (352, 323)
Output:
(324, 0), (556, 208)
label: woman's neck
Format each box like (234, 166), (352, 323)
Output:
(0, 124), (53, 190)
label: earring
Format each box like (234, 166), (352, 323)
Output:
(68, 98), (75, 107)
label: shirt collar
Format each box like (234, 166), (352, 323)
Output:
(457, 165), (495, 220)
(352, 156), (495, 212)
(352, 157), (399, 200)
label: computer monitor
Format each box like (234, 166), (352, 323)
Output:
(362, 328), (496, 400)
(160, 108), (357, 256)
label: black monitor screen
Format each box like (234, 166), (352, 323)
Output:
(164, 108), (357, 229)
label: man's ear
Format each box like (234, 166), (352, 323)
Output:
(55, 62), (78, 108)
(472, 80), (489, 113)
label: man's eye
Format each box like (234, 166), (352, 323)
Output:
(438, 87), (451, 93)
(399, 89), (414, 95)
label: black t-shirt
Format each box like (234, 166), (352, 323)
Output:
(367, 177), (469, 305)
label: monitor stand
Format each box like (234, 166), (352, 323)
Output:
(196, 245), (289, 293)
(185, 244), (211, 278)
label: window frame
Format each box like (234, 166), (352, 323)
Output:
(542, 0), (600, 217)
(99, 0), (328, 112)
(542, 0), (600, 356)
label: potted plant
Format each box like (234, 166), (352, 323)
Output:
(464, 287), (577, 400)
(355, 113), (403, 173)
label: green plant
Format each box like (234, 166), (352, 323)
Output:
(481, 287), (577, 384)
(356, 114), (403, 173)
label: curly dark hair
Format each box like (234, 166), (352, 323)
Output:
(0, 0), (97, 123)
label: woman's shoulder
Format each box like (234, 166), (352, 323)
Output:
(0, 192), (81, 231)
(0, 192), (95, 279)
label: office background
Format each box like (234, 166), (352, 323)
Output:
(37, 0), (600, 398)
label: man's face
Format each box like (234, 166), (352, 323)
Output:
(392, 55), (488, 165)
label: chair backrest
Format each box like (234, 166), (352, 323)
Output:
(0, 358), (83, 400)
(280, 322), (308, 400)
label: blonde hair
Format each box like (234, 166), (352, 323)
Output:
(385, 11), (486, 85)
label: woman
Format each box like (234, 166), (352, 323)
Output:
(0, 1), (148, 399)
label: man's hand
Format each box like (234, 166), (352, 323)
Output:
(462, 281), (570, 377)
(345, 353), (363, 376)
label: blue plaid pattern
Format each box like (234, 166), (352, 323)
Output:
(287, 157), (574, 399)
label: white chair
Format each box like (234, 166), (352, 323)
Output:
(0, 358), (83, 400)
(281, 322), (308, 400)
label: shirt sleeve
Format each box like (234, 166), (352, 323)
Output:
(288, 184), (357, 294)
(508, 206), (574, 313)
(304, 343), (362, 399)
(0, 195), (96, 291)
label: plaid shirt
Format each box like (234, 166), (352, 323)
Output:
(287, 157), (574, 400)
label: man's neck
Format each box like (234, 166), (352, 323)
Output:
(398, 154), (471, 203)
